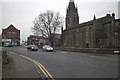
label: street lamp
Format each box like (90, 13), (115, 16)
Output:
(3, 34), (6, 47)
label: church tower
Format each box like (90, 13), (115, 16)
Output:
(66, 0), (79, 29)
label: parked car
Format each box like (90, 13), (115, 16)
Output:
(27, 45), (38, 51)
(4, 43), (13, 47)
(42, 45), (53, 52)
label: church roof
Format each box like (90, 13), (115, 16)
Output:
(70, 0), (74, 2)
(67, 0), (77, 13)
(115, 18), (120, 22)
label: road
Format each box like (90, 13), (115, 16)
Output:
(3, 46), (118, 78)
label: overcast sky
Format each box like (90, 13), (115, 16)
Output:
(0, 0), (120, 41)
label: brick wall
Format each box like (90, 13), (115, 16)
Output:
(2, 24), (20, 40)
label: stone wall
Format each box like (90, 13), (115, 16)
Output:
(62, 0), (120, 49)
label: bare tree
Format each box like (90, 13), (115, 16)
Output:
(32, 10), (64, 45)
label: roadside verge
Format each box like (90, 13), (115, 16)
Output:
(2, 51), (54, 80)
(2, 51), (41, 78)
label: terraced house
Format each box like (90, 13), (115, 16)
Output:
(2, 24), (20, 46)
(61, 0), (120, 48)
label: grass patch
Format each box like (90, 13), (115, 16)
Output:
(2, 50), (15, 78)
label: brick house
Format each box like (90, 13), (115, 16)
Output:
(27, 35), (46, 47)
(2, 24), (20, 46)
(27, 34), (61, 47)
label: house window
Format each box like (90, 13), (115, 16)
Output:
(8, 32), (16, 38)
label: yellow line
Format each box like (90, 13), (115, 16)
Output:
(20, 55), (50, 78)
(34, 64), (41, 75)
(10, 52), (54, 80)
(22, 55), (54, 80)
(37, 62), (54, 78)
(31, 59), (49, 78)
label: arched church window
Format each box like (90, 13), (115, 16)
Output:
(67, 17), (70, 23)
(74, 17), (76, 22)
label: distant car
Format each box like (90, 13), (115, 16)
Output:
(4, 43), (13, 47)
(42, 45), (53, 52)
(27, 45), (38, 51)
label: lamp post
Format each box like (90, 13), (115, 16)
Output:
(35, 37), (38, 45)
(3, 34), (6, 47)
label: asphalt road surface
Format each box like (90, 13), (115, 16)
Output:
(3, 46), (118, 78)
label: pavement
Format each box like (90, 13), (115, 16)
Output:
(2, 52), (41, 78)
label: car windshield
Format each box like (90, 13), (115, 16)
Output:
(44, 45), (51, 48)
(32, 45), (36, 47)
(28, 45), (37, 47)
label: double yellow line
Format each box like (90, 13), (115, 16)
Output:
(21, 55), (54, 80)
(10, 52), (54, 80)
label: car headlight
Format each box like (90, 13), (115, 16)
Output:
(46, 48), (53, 50)
(31, 47), (34, 49)
(46, 48), (50, 50)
